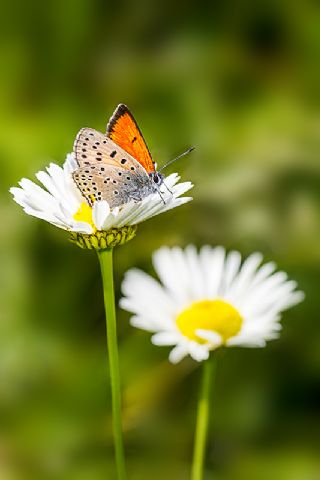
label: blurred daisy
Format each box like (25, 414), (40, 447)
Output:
(121, 245), (304, 363)
(10, 154), (193, 248)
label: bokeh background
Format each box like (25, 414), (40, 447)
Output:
(1, 0), (320, 478)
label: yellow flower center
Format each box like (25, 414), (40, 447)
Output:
(70, 203), (138, 250)
(176, 299), (243, 344)
(73, 202), (95, 231)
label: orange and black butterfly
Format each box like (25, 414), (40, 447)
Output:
(72, 104), (193, 208)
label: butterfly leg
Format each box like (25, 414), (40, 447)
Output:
(162, 181), (173, 195)
(157, 189), (166, 205)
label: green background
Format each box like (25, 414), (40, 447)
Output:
(1, 1), (319, 478)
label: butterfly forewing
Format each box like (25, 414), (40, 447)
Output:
(106, 104), (155, 174)
(74, 127), (144, 171)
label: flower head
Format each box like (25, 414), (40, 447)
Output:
(10, 154), (193, 249)
(120, 245), (304, 363)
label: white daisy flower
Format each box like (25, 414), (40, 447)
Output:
(10, 154), (193, 249)
(120, 245), (304, 363)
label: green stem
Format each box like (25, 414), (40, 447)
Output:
(98, 248), (127, 480)
(191, 357), (216, 480)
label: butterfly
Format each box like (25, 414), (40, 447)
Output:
(72, 104), (168, 209)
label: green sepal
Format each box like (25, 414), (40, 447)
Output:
(69, 225), (137, 250)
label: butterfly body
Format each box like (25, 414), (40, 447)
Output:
(72, 104), (164, 208)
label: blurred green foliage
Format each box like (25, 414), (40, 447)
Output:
(1, 0), (319, 478)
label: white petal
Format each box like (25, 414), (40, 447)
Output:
(227, 335), (267, 348)
(227, 252), (263, 301)
(144, 196), (192, 221)
(283, 290), (305, 307)
(152, 247), (191, 305)
(203, 246), (226, 298)
(151, 332), (181, 346)
(184, 245), (206, 299)
(240, 274), (298, 317)
(116, 200), (148, 227)
(36, 170), (61, 199)
(63, 153), (78, 173)
(130, 316), (159, 332)
(169, 344), (188, 364)
(120, 268), (176, 329)
(220, 250), (242, 295)
(188, 342), (210, 362)
(10, 155), (87, 232)
(19, 178), (56, 209)
(196, 329), (222, 346)
(71, 222), (93, 234)
(121, 268), (175, 312)
(250, 261), (277, 287)
(92, 201), (111, 230)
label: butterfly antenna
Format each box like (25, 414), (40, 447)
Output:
(159, 146), (195, 173)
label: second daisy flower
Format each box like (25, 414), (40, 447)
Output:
(121, 245), (304, 363)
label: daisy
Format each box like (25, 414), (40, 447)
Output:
(120, 245), (304, 363)
(10, 153), (193, 249)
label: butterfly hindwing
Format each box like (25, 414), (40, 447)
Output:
(72, 164), (154, 208)
(106, 104), (155, 174)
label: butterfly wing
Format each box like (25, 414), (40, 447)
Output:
(74, 127), (145, 171)
(72, 164), (154, 208)
(73, 127), (155, 207)
(106, 104), (155, 174)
